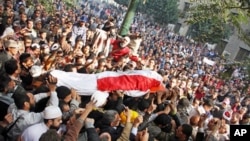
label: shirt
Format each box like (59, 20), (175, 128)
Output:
(72, 25), (87, 46)
(21, 122), (48, 141)
(7, 91), (58, 141)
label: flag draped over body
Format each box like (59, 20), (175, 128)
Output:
(50, 70), (164, 97)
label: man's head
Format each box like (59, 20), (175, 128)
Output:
(0, 73), (15, 93)
(120, 36), (130, 48)
(39, 129), (61, 141)
(19, 53), (34, 69)
(43, 106), (62, 130)
(4, 59), (21, 76)
(24, 36), (32, 48)
(175, 124), (193, 141)
(203, 99), (214, 112)
(5, 40), (19, 56)
(12, 91), (35, 111)
(56, 86), (72, 103)
(102, 110), (121, 127)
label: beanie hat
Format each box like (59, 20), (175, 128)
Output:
(29, 65), (42, 77)
(43, 106), (62, 119)
(56, 86), (71, 100)
(91, 91), (109, 107)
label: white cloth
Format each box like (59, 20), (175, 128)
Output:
(50, 70), (98, 95)
(50, 70), (163, 97)
(21, 122), (48, 141)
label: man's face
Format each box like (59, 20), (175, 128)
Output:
(8, 47), (19, 56)
(20, 14), (27, 22)
(24, 39), (32, 48)
(111, 114), (121, 127)
(23, 57), (34, 69)
(33, 48), (40, 56)
(27, 93), (36, 111)
(7, 80), (16, 93)
(50, 117), (62, 130)
(27, 21), (33, 29)
(175, 126), (184, 139)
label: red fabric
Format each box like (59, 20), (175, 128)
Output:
(129, 55), (139, 62)
(97, 75), (161, 91)
(111, 40), (130, 61)
(195, 89), (205, 100)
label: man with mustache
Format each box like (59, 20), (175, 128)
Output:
(110, 36), (131, 62)
(21, 106), (62, 141)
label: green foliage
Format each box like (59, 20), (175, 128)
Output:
(115, 0), (179, 25)
(114, 0), (129, 6)
(38, 0), (76, 14)
(188, 17), (232, 43)
(186, 0), (250, 44)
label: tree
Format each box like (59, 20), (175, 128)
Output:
(188, 16), (232, 43)
(119, 0), (140, 36)
(139, 0), (179, 24)
(186, 0), (250, 45)
(115, 0), (179, 25)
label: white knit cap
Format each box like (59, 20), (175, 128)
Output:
(30, 65), (43, 77)
(91, 91), (109, 107)
(43, 106), (62, 119)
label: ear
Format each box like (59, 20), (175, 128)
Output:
(24, 101), (30, 109)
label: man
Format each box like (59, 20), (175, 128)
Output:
(0, 73), (15, 121)
(7, 75), (58, 141)
(72, 17), (87, 46)
(21, 106), (62, 141)
(0, 40), (19, 72)
(23, 19), (37, 38)
(4, 59), (22, 87)
(110, 36), (131, 62)
(19, 53), (34, 90)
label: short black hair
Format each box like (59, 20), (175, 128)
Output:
(63, 64), (76, 72)
(12, 92), (29, 109)
(181, 124), (193, 139)
(4, 59), (18, 75)
(0, 73), (11, 92)
(137, 99), (150, 111)
(39, 129), (61, 141)
(19, 53), (31, 64)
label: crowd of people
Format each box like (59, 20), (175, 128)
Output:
(0, 0), (250, 141)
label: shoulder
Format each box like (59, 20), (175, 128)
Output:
(22, 123), (47, 140)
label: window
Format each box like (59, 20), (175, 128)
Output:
(235, 47), (250, 61)
(184, 2), (191, 12)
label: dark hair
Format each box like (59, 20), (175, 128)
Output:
(181, 124), (193, 139)
(0, 73), (11, 92)
(59, 100), (68, 111)
(56, 86), (71, 100)
(4, 59), (18, 75)
(203, 99), (214, 107)
(97, 52), (105, 58)
(12, 92), (30, 109)
(137, 99), (150, 111)
(39, 129), (61, 141)
(63, 64), (76, 72)
(19, 53), (31, 64)
(154, 114), (172, 133)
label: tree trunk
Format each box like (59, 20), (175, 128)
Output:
(119, 0), (140, 36)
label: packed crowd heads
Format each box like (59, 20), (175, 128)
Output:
(0, 0), (249, 141)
